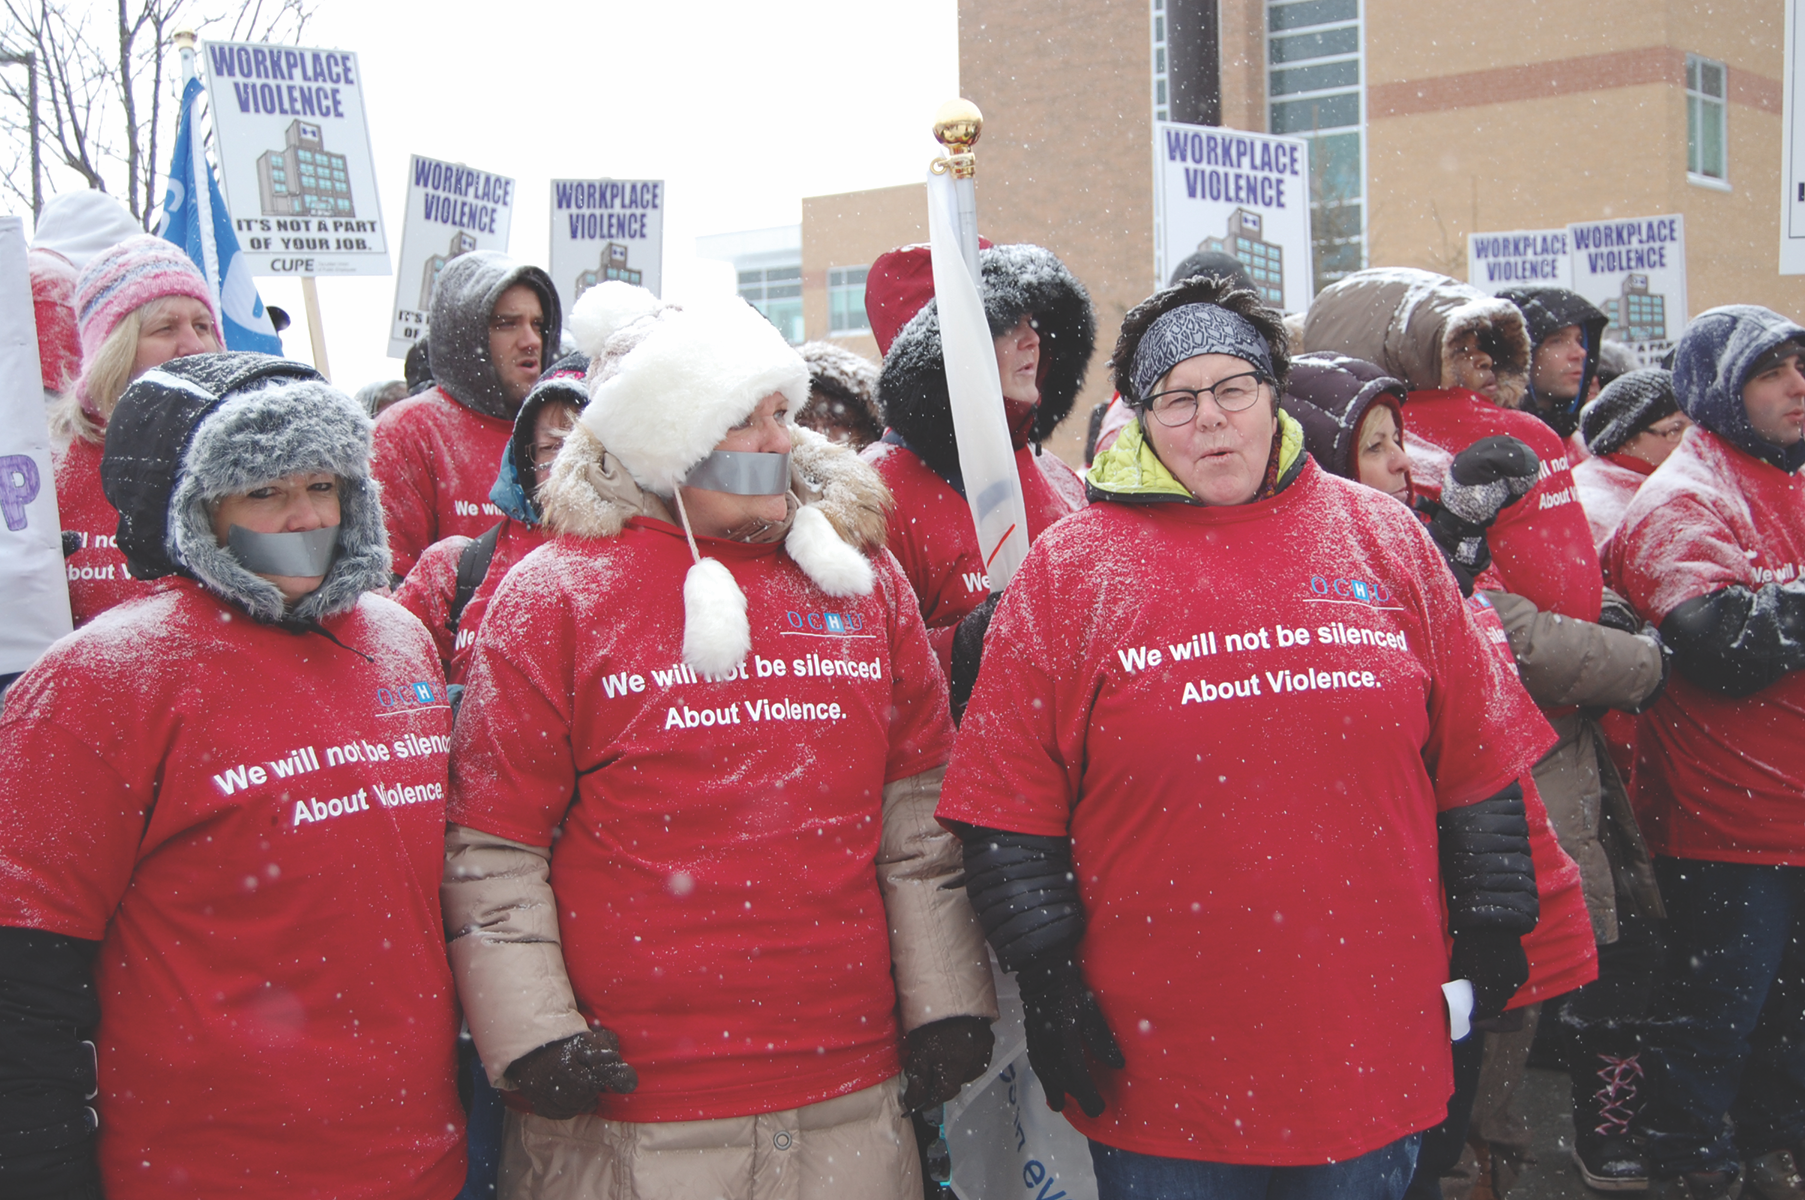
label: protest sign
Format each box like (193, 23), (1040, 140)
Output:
(0, 216), (72, 673)
(548, 178), (664, 316)
(388, 156), (516, 357)
(1466, 228), (1572, 292)
(199, 40), (389, 276)
(1151, 121), (1312, 312)
(1568, 214), (1687, 367)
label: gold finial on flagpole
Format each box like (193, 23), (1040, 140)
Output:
(931, 99), (983, 179)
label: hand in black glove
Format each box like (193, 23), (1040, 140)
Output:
(902, 1015), (996, 1110)
(1597, 591), (1642, 634)
(507, 1028), (639, 1120)
(1423, 436), (1541, 594)
(1449, 929), (1530, 1024)
(1016, 956), (1124, 1118)
(949, 592), (1002, 725)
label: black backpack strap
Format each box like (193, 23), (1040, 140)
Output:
(449, 522), (504, 635)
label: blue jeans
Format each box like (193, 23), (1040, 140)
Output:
(1639, 858), (1805, 1176)
(1090, 1133), (1422, 1200)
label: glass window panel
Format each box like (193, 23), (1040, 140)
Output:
(1308, 131), (1363, 204)
(1269, 0), (1357, 32)
(766, 283), (801, 299)
(738, 270), (762, 286)
(1270, 92), (1360, 133)
(1701, 99), (1726, 177)
(767, 266), (801, 282)
(1270, 59), (1360, 95)
(1686, 57), (1698, 91)
(1687, 96), (1701, 174)
(1270, 27), (1359, 63)
(1156, 46), (1166, 73)
(1701, 62), (1724, 98)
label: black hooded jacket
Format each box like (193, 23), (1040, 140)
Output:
(876, 244), (1095, 486)
(1498, 286), (1608, 438)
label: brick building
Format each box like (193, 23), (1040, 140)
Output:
(768, 0), (1801, 465)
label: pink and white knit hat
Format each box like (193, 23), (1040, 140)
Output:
(73, 235), (217, 361)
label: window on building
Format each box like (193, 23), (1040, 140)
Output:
(1686, 54), (1727, 181)
(738, 266), (805, 344)
(1268, 0), (1363, 293)
(829, 266), (870, 334)
(1151, 0), (1169, 122)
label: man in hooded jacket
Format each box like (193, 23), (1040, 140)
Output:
(1499, 286), (1610, 445)
(373, 251), (562, 577)
(1609, 307), (1805, 1200)
(860, 242), (1095, 684)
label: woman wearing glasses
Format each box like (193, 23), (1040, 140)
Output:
(936, 276), (1556, 1200)
(1575, 369), (1690, 554)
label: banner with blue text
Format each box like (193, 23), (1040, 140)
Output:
(548, 178), (665, 317)
(389, 156), (517, 357)
(1152, 121), (1313, 313)
(200, 39), (389, 276)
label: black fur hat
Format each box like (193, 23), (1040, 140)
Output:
(875, 243), (1095, 484)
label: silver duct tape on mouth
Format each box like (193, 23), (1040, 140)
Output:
(227, 524), (341, 577)
(682, 450), (792, 495)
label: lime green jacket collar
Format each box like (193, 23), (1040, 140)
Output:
(1085, 408), (1306, 503)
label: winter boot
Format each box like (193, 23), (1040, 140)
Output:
(1746, 1150), (1805, 1200)
(1645, 1168), (1741, 1200)
(1573, 1049), (1652, 1191)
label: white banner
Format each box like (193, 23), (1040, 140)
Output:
(1568, 214), (1687, 367)
(548, 179), (665, 317)
(388, 156), (516, 358)
(1783, 0), (1805, 273)
(1152, 121), (1313, 313)
(1466, 228), (1572, 293)
(200, 40), (389, 277)
(0, 216), (73, 673)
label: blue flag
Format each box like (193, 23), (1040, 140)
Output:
(161, 77), (282, 354)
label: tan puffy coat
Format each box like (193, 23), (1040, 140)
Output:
(1485, 589), (1666, 942)
(442, 423), (995, 1200)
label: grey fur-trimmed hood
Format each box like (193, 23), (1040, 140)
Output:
(101, 353), (389, 625)
(427, 250), (563, 421)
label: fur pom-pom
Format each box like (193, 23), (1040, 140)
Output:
(682, 556), (751, 677)
(785, 503), (874, 597)
(569, 281), (661, 358)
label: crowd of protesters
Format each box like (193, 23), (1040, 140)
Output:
(0, 185), (1802, 1200)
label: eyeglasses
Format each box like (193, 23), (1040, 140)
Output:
(1144, 372), (1266, 426)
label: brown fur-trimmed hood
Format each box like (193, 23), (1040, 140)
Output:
(539, 420), (890, 552)
(1302, 267), (1530, 409)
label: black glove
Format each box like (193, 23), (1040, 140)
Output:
(1016, 956), (1124, 1119)
(507, 1028), (638, 1120)
(902, 1015), (995, 1110)
(1597, 592), (1642, 634)
(1423, 437), (1541, 594)
(1449, 929), (1530, 1023)
(948, 592), (1001, 725)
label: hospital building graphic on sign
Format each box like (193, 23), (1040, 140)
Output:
(575, 243), (642, 301)
(256, 120), (354, 218)
(1602, 273), (1667, 343)
(1197, 208), (1284, 309)
(421, 231), (478, 310)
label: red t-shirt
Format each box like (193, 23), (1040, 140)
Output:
(449, 520), (955, 1122)
(862, 440), (1085, 676)
(54, 435), (152, 627)
(0, 580), (464, 1199)
(394, 519), (544, 684)
(938, 460), (1550, 1165)
(1607, 427), (1805, 863)
(372, 386), (513, 576)
(1404, 389), (1602, 623)
(1465, 592), (1598, 1007)
(1574, 453), (1655, 556)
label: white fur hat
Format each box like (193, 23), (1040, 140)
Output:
(564, 283), (869, 677)
(576, 290), (810, 495)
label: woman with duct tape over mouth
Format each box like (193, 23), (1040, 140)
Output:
(0, 353), (465, 1199)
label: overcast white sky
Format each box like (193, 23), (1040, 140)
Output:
(245, 0), (960, 389)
